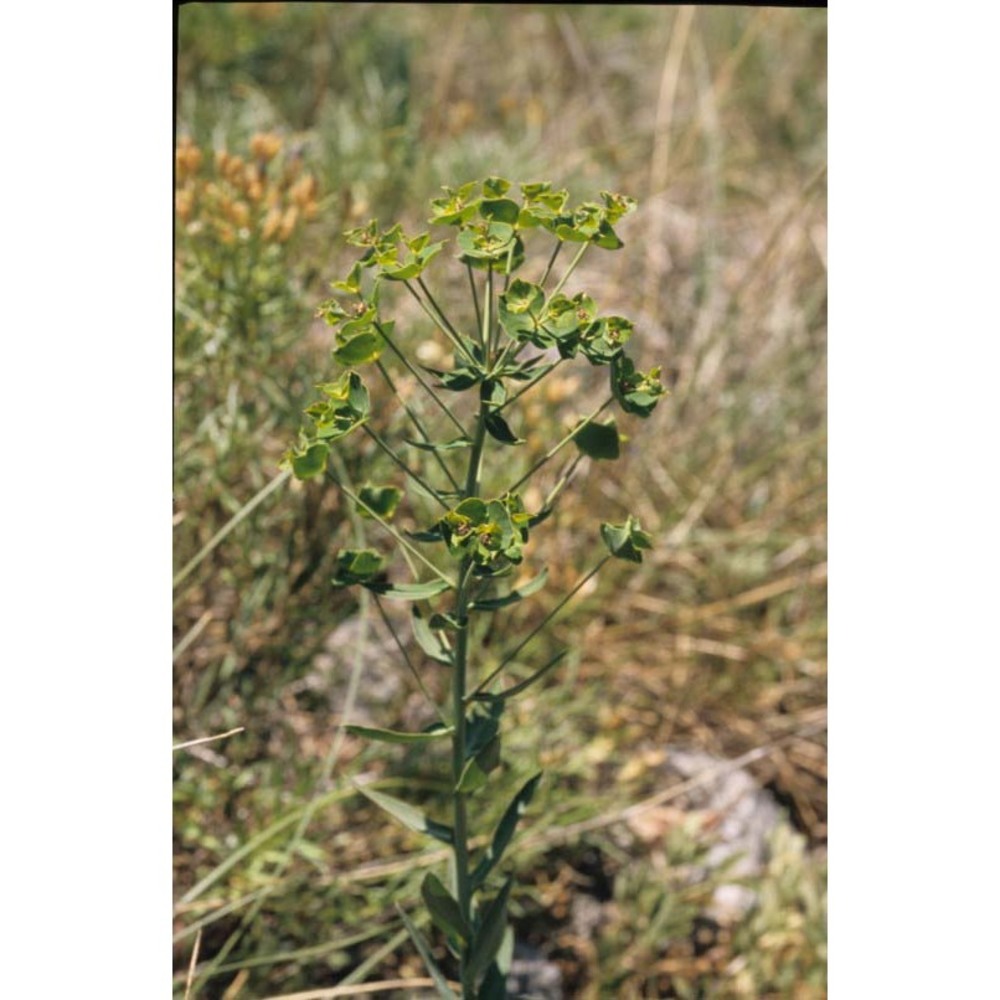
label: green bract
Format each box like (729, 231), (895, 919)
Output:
(600, 515), (653, 563)
(332, 548), (386, 586)
(436, 494), (530, 566)
(611, 353), (667, 417)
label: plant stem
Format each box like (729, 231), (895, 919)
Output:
(507, 396), (613, 495)
(376, 360), (462, 493)
(326, 470), (457, 589)
(361, 424), (451, 511)
(549, 242), (590, 299)
(450, 558), (475, 993)
(406, 279), (477, 366)
(375, 320), (469, 439)
(468, 555), (610, 701)
(538, 239), (563, 287)
(467, 263), (482, 343)
(449, 261), (496, 995)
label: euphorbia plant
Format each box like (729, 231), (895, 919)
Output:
(284, 177), (666, 997)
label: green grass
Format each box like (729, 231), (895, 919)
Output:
(174, 5), (826, 997)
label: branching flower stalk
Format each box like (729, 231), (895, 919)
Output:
(284, 177), (667, 998)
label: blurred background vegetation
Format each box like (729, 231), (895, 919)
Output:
(173, 4), (826, 997)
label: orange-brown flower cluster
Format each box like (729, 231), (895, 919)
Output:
(175, 133), (319, 247)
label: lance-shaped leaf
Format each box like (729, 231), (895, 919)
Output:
(426, 365), (484, 392)
(355, 785), (454, 844)
(471, 568), (549, 610)
(456, 735), (501, 793)
(412, 605), (453, 665)
(397, 905), (458, 1000)
(465, 878), (513, 985)
(477, 964), (507, 1000)
(421, 872), (470, 944)
(406, 436), (473, 453)
(357, 484), (404, 521)
(363, 577), (453, 600)
(600, 515), (653, 564)
(471, 773), (542, 890)
(484, 411), (523, 445)
(572, 417), (621, 461)
(345, 722), (453, 745)
(482, 649), (568, 704)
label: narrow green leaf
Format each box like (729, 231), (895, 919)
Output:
(456, 736), (501, 793)
(466, 878), (513, 984)
(471, 568), (549, 610)
(412, 606), (453, 665)
(572, 417), (621, 460)
(406, 436), (473, 452)
(344, 724), (453, 745)
(355, 785), (453, 845)
(363, 578), (453, 600)
(477, 964), (506, 1000)
(486, 649), (568, 703)
(471, 774), (542, 889)
(484, 411), (523, 445)
(421, 873), (470, 944)
(397, 906), (458, 999)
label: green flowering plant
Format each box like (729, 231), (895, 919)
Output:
(283, 177), (667, 998)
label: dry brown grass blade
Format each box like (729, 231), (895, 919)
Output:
(256, 978), (459, 1000)
(183, 927), (202, 1000)
(643, 4), (696, 313)
(173, 727), (246, 752)
(630, 561), (827, 622)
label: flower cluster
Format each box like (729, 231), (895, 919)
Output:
(174, 132), (319, 248)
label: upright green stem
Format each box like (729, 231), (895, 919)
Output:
(449, 261), (495, 995)
(450, 557), (474, 993)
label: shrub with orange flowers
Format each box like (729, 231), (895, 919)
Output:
(174, 132), (321, 368)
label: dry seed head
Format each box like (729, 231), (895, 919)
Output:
(261, 206), (283, 242)
(175, 189), (194, 221)
(227, 200), (250, 228)
(289, 174), (317, 209)
(278, 205), (300, 241)
(249, 131), (283, 163)
(175, 139), (203, 180)
(224, 155), (246, 185)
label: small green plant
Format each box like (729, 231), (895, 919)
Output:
(284, 176), (667, 997)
